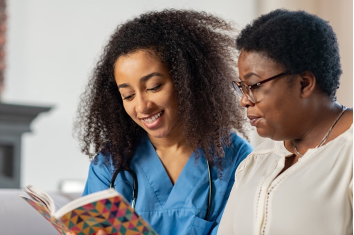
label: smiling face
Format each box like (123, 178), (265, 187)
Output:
(238, 50), (303, 140)
(114, 49), (180, 140)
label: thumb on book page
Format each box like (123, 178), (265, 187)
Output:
(96, 230), (107, 235)
(66, 229), (107, 235)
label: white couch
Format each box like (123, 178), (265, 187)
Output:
(0, 189), (81, 235)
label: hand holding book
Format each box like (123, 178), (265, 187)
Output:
(67, 229), (106, 235)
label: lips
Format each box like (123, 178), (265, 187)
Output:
(141, 111), (163, 123)
(140, 110), (164, 128)
(247, 115), (261, 126)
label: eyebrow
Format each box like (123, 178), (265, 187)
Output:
(241, 72), (261, 80)
(117, 72), (163, 89)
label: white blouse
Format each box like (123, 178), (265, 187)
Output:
(218, 125), (353, 235)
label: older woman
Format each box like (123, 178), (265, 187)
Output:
(218, 9), (352, 235)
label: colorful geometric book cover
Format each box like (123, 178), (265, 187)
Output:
(19, 186), (157, 235)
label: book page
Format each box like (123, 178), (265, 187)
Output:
(23, 185), (56, 213)
(18, 194), (69, 235)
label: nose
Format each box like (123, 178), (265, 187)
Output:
(240, 93), (253, 107)
(135, 93), (151, 114)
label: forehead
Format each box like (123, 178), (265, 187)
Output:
(238, 51), (283, 75)
(114, 49), (167, 82)
(115, 49), (161, 69)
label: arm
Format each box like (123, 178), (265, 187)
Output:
(215, 181), (238, 235)
(210, 135), (253, 234)
(82, 153), (113, 196)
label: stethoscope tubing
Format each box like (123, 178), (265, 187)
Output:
(110, 161), (212, 220)
(205, 160), (212, 220)
(110, 167), (138, 208)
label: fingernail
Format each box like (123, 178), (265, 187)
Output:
(96, 230), (106, 235)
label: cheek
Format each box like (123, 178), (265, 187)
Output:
(166, 95), (179, 115)
(154, 88), (177, 109)
(168, 93), (178, 106)
(122, 102), (136, 119)
(259, 97), (286, 124)
(264, 101), (293, 129)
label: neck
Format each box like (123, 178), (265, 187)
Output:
(147, 124), (192, 158)
(286, 101), (344, 155)
(147, 126), (193, 185)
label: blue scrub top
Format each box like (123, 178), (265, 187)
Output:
(83, 132), (252, 235)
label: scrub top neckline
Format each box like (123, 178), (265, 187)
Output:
(134, 137), (209, 208)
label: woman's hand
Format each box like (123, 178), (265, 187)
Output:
(66, 229), (107, 235)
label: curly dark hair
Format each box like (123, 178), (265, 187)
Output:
(236, 9), (342, 100)
(75, 9), (248, 171)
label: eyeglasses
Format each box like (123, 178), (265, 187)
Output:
(232, 71), (290, 103)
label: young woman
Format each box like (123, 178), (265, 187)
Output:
(219, 9), (352, 235)
(74, 9), (252, 235)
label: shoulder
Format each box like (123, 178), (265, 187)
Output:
(88, 152), (115, 175)
(252, 138), (277, 152)
(248, 138), (289, 159)
(228, 131), (253, 153)
(83, 152), (115, 196)
(221, 132), (253, 169)
(341, 123), (353, 140)
(330, 124), (353, 157)
(235, 139), (283, 175)
(333, 106), (353, 141)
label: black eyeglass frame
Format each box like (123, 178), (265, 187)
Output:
(232, 71), (290, 103)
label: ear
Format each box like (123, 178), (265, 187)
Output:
(298, 71), (316, 98)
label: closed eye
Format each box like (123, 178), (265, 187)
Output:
(122, 94), (135, 101)
(147, 84), (162, 91)
(249, 84), (262, 90)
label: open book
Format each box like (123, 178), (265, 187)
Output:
(19, 185), (157, 235)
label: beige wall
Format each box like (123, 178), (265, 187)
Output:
(257, 0), (353, 107)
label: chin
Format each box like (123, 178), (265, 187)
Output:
(256, 127), (273, 140)
(152, 134), (167, 138)
(257, 129), (285, 141)
(148, 130), (170, 139)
